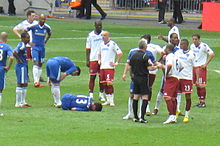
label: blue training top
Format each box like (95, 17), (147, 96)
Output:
(0, 43), (13, 66)
(13, 42), (27, 65)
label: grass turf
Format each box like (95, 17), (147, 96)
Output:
(0, 16), (220, 145)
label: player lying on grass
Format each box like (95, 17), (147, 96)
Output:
(61, 93), (102, 111)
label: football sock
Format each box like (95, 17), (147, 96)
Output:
(33, 65), (39, 83)
(186, 98), (191, 111)
(51, 86), (61, 105)
(89, 92), (93, 98)
(127, 97), (133, 115)
(165, 99), (173, 115)
(89, 77), (95, 92)
(141, 100), (148, 119)
(15, 87), (22, 106)
(139, 99), (143, 118)
(155, 91), (163, 109)
(199, 87), (206, 103)
(146, 101), (150, 113)
(172, 99), (177, 115)
(105, 94), (110, 103)
(21, 87), (27, 105)
(99, 92), (104, 98)
(38, 67), (42, 82)
(148, 88), (152, 101)
(185, 111), (190, 117)
(177, 93), (182, 112)
(0, 93), (2, 105)
(133, 99), (138, 119)
(110, 94), (114, 105)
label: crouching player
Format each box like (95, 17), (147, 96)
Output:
(61, 93), (102, 111)
(13, 32), (31, 107)
(46, 57), (81, 107)
(176, 39), (195, 122)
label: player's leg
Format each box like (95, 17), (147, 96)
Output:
(132, 94), (139, 122)
(196, 67), (207, 107)
(104, 69), (115, 106)
(140, 95), (148, 123)
(123, 81), (134, 120)
(32, 48), (40, 86)
(183, 93), (191, 123)
(153, 76), (164, 115)
(15, 64), (22, 107)
(176, 79), (183, 117)
(146, 74), (156, 115)
(89, 75), (96, 98)
(51, 82), (61, 107)
(37, 49), (44, 86)
(0, 68), (4, 116)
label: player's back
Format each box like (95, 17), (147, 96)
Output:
(165, 53), (181, 78)
(0, 43), (13, 66)
(51, 56), (75, 72)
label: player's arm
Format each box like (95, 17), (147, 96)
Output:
(13, 51), (23, 63)
(165, 64), (172, 77)
(13, 27), (22, 38)
(122, 63), (130, 81)
(86, 49), (90, 67)
(158, 35), (168, 43)
(59, 73), (69, 81)
(45, 31), (51, 44)
(110, 52), (123, 66)
(202, 52), (215, 68)
(71, 107), (88, 111)
(4, 56), (14, 72)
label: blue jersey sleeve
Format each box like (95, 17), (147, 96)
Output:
(145, 51), (155, 62)
(75, 107), (89, 111)
(65, 66), (76, 74)
(7, 46), (13, 57)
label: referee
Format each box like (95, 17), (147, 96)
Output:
(129, 39), (160, 123)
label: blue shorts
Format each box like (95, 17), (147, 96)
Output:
(32, 46), (45, 63)
(130, 81), (134, 94)
(15, 63), (28, 84)
(46, 59), (61, 84)
(0, 66), (6, 90)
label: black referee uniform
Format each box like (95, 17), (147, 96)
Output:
(129, 50), (150, 122)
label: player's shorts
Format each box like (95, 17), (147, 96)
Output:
(164, 77), (179, 98)
(89, 61), (100, 75)
(46, 59), (61, 84)
(130, 81), (134, 94)
(133, 76), (149, 95)
(193, 67), (207, 86)
(100, 69), (114, 84)
(0, 66), (6, 90)
(149, 74), (156, 88)
(15, 63), (28, 84)
(32, 46), (45, 63)
(178, 79), (193, 94)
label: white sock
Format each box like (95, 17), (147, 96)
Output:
(106, 94), (110, 103)
(33, 65), (39, 83)
(128, 97), (133, 115)
(89, 92), (93, 98)
(146, 101), (150, 113)
(15, 87), (22, 106)
(177, 93), (182, 112)
(51, 85), (61, 105)
(21, 87), (27, 105)
(109, 94), (114, 105)
(139, 99), (143, 118)
(185, 111), (190, 117)
(99, 92), (104, 98)
(0, 93), (2, 105)
(38, 67), (42, 82)
(154, 91), (163, 109)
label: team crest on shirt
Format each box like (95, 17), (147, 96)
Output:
(90, 69), (94, 73)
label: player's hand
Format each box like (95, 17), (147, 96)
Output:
(47, 78), (52, 86)
(30, 42), (35, 47)
(86, 61), (90, 68)
(3, 66), (9, 72)
(110, 62), (118, 67)
(98, 60), (101, 65)
(158, 35), (164, 40)
(159, 0), (163, 2)
(122, 74), (126, 81)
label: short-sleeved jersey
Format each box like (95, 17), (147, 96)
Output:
(165, 53), (182, 78)
(175, 49), (195, 80)
(13, 42), (27, 65)
(127, 48), (155, 63)
(86, 30), (103, 61)
(129, 51), (151, 76)
(13, 20), (38, 42)
(168, 26), (180, 44)
(61, 94), (92, 111)
(190, 42), (214, 67)
(49, 57), (77, 74)
(0, 43), (13, 66)
(99, 40), (122, 69)
(27, 24), (51, 47)
(147, 43), (163, 74)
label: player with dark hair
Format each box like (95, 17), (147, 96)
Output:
(0, 32), (14, 116)
(46, 56), (80, 108)
(190, 34), (215, 107)
(86, 20), (105, 101)
(26, 14), (52, 87)
(175, 39), (195, 122)
(13, 32), (31, 108)
(61, 93), (102, 111)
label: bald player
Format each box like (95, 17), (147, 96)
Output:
(98, 31), (123, 106)
(0, 32), (8, 43)
(26, 14), (51, 87)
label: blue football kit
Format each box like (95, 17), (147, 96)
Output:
(61, 94), (92, 111)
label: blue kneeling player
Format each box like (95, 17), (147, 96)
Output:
(62, 93), (102, 111)
(13, 32), (31, 108)
(46, 56), (81, 107)
(0, 32), (14, 116)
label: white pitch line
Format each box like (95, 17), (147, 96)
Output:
(213, 70), (220, 74)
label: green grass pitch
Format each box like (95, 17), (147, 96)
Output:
(0, 16), (220, 145)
